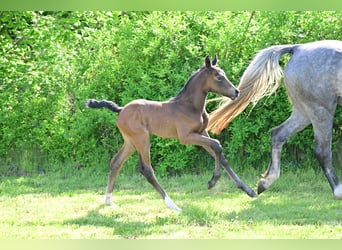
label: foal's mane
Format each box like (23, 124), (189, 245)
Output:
(171, 66), (206, 101)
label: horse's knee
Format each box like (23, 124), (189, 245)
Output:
(314, 142), (331, 165)
(314, 143), (329, 158)
(271, 127), (287, 148)
(211, 139), (222, 155)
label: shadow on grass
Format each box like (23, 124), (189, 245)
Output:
(62, 189), (342, 239)
(3, 168), (342, 239)
(246, 192), (342, 225)
(62, 204), (162, 239)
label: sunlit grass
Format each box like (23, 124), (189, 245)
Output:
(0, 167), (342, 239)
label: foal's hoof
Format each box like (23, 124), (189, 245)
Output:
(207, 173), (221, 189)
(242, 186), (257, 198)
(208, 180), (216, 189)
(334, 184), (342, 199)
(164, 195), (182, 212)
(104, 193), (114, 206)
(248, 188), (258, 198)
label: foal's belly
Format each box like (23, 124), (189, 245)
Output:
(144, 109), (179, 138)
(149, 122), (179, 139)
(121, 99), (179, 138)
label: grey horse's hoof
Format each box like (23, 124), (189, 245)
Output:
(257, 180), (267, 195)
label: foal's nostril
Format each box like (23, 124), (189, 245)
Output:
(229, 89), (240, 100)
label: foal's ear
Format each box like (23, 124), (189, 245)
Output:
(212, 54), (218, 66)
(205, 55), (212, 69)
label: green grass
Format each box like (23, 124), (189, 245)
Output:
(1, 167), (342, 239)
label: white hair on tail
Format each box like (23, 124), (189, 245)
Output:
(207, 44), (295, 134)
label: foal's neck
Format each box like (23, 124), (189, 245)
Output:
(171, 69), (208, 112)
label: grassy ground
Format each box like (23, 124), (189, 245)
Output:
(0, 166), (342, 239)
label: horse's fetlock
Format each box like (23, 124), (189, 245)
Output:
(214, 168), (221, 177)
(140, 166), (155, 181)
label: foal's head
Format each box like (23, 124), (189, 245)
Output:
(203, 55), (239, 100)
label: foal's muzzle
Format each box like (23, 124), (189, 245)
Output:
(230, 89), (240, 100)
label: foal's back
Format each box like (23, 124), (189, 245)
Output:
(116, 99), (181, 139)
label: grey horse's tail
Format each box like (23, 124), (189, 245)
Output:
(207, 44), (296, 134)
(85, 99), (122, 113)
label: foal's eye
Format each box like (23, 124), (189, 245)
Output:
(215, 74), (223, 81)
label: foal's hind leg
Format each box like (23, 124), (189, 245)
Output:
(105, 139), (135, 205)
(258, 109), (310, 194)
(133, 133), (181, 211)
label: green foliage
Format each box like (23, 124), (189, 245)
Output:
(1, 11), (342, 176)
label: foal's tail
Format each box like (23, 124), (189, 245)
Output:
(207, 44), (296, 134)
(85, 99), (122, 113)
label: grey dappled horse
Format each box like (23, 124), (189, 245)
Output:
(86, 56), (256, 212)
(208, 40), (342, 199)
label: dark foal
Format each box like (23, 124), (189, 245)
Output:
(87, 55), (256, 211)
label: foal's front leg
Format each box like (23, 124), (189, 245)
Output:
(181, 131), (257, 197)
(200, 131), (222, 189)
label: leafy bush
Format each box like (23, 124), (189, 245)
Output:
(1, 11), (341, 176)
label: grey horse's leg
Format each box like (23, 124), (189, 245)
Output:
(258, 109), (310, 194)
(311, 108), (342, 199)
